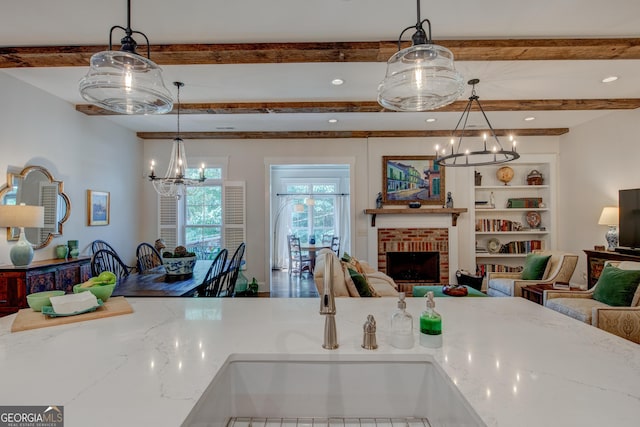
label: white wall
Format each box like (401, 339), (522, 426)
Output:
(559, 109), (640, 286)
(0, 73), (143, 265)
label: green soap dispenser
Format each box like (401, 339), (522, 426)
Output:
(419, 291), (442, 348)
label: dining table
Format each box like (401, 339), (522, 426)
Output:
(112, 260), (212, 297)
(300, 245), (331, 272)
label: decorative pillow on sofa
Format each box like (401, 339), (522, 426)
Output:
(521, 253), (552, 280)
(347, 267), (374, 297)
(593, 264), (640, 306)
(341, 252), (364, 274)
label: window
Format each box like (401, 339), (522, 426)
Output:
(288, 183), (338, 244)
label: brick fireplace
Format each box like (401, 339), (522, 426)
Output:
(377, 228), (449, 293)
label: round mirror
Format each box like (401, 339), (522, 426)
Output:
(0, 165), (71, 249)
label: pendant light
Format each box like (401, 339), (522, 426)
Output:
(434, 79), (520, 167)
(377, 0), (465, 112)
(79, 0), (173, 114)
(148, 82), (205, 199)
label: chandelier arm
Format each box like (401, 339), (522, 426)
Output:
(131, 30), (151, 58)
(472, 98), (505, 150)
(419, 19), (432, 43)
(108, 25), (127, 50)
(452, 99), (474, 151)
(396, 25), (418, 50)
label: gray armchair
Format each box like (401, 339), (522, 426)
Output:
(486, 250), (578, 297)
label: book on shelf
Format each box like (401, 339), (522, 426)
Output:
(507, 198), (542, 208)
(499, 239), (543, 254)
(476, 264), (524, 277)
(476, 219), (520, 232)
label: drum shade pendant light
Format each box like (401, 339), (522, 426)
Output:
(435, 79), (520, 167)
(79, 0), (173, 114)
(148, 82), (205, 199)
(377, 0), (464, 111)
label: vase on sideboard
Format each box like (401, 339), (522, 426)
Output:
(55, 244), (69, 259)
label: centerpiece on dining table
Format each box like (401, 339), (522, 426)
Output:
(162, 246), (197, 277)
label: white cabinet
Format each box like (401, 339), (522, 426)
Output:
(473, 155), (556, 276)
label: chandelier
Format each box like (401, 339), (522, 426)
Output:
(377, 0), (465, 112)
(148, 82), (205, 199)
(435, 79), (520, 167)
(79, 0), (173, 114)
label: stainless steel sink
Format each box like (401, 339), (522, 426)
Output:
(182, 354), (485, 427)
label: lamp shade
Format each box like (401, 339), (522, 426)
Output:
(0, 204), (45, 228)
(79, 51), (173, 115)
(377, 44), (465, 111)
(598, 207), (619, 226)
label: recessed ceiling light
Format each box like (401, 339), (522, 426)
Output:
(328, 118), (338, 123)
(524, 116), (536, 122)
(331, 78), (344, 86)
(602, 76), (618, 83)
(425, 118), (437, 123)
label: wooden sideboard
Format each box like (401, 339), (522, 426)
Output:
(0, 257), (91, 316)
(583, 250), (640, 289)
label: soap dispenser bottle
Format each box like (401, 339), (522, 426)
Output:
(420, 291), (442, 348)
(391, 292), (414, 349)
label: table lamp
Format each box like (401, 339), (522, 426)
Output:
(598, 206), (619, 251)
(0, 203), (45, 266)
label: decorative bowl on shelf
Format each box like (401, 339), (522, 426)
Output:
(26, 290), (65, 312)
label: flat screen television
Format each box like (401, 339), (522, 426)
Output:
(617, 188), (640, 252)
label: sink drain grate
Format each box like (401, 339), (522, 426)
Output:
(227, 417), (431, 427)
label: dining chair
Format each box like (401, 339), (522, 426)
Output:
(135, 242), (164, 273)
(195, 248), (229, 297)
(91, 239), (137, 273)
(91, 239), (117, 254)
(91, 249), (132, 280)
(287, 235), (313, 277)
(219, 243), (246, 297)
(321, 234), (333, 247)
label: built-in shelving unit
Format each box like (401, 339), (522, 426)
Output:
(473, 155), (556, 276)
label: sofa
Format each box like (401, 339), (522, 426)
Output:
(313, 249), (398, 297)
(486, 250), (578, 297)
(544, 261), (640, 344)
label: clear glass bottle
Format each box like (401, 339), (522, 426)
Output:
(419, 291), (442, 348)
(391, 292), (414, 349)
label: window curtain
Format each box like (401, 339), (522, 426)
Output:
(337, 195), (350, 256)
(273, 198), (293, 269)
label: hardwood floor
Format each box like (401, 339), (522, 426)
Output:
(269, 269), (319, 298)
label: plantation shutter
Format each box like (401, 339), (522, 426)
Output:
(223, 181), (246, 256)
(39, 183), (58, 241)
(158, 195), (179, 249)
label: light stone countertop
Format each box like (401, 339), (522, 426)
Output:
(0, 297), (638, 427)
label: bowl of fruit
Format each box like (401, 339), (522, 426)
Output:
(73, 271), (117, 301)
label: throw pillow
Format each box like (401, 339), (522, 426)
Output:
(593, 264), (640, 306)
(341, 252), (364, 274)
(521, 253), (552, 280)
(348, 267), (373, 297)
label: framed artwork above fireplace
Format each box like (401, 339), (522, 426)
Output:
(382, 155), (445, 206)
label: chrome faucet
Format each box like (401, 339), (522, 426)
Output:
(319, 252), (338, 349)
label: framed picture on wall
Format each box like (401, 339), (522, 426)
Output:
(382, 155), (445, 206)
(87, 190), (110, 226)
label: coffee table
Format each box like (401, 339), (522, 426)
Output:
(412, 285), (487, 298)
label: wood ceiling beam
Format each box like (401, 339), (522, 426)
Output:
(76, 98), (640, 116)
(3, 38), (640, 68)
(136, 128), (569, 140)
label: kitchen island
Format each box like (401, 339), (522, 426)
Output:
(0, 297), (638, 426)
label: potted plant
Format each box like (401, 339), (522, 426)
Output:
(162, 246), (197, 276)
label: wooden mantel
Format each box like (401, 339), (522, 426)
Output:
(363, 208), (468, 227)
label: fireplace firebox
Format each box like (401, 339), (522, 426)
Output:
(386, 251), (440, 283)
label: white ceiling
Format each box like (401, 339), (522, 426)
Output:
(2, 0), (640, 135)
